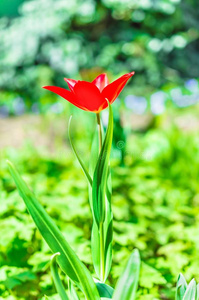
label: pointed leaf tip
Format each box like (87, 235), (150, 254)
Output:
(50, 252), (69, 300)
(51, 252), (61, 261)
(113, 249), (140, 300)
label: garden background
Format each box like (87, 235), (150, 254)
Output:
(0, 0), (199, 299)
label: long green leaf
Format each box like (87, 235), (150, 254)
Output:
(50, 252), (69, 300)
(176, 273), (187, 300)
(68, 116), (92, 186)
(183, 279), (197, 300)
(89, 106), (113, 281)
(7, 160), (100, 300)
(91, 198), (112, 281)
(113, 249), (140, 300)
(197, 284), (199, 300)
(92, 102), (113, 226)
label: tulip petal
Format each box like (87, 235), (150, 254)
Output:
(64, 78), (78, 91)
(73, 81), (106, 112)
(92, 74), (109, 92)
(102, 72), (135, 104)
(43, 86), (86, 110)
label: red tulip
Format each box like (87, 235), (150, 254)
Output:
(43, 72), (135, 113)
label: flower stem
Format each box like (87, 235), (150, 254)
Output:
(96, 113), (102, 152)
(96, 112), (105, 281)
(99, 221), (105, 281)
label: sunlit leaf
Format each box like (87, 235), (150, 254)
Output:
(113, 249), (140, 300)
(90, 103), (113, 281)
(92, 102), (113, 226)
(176, 273), (187, 300)
(182, 279), (197, 300)
(68, 279), (80, 300)
(7, 160), (100, 300)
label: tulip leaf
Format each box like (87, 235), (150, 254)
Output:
(176, 273), (187, 300)
(89, 105), (113, 281)
(68, 280), (80, 300)
(112, 249), (140, 300)
(182, 279), (197, 300)
(50, 252), (69, 300)
(91, 198), (113, 282)
(94, 278), (114, 298)
(92, 101), (113, 226)
(7, 160), (100, 300)
(197, 284), (199, 300)
(68, 116), (92, 186)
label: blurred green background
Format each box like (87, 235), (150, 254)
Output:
(0, 0), (199, 299)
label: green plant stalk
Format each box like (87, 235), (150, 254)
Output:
(99, 221), (105, 281)
(96, 113), (102, 151)
(96, 112), (105, 281)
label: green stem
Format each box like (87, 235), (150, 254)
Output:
(96, 113), (102, 152)
(99, 222), (105, 281)
(96, 113), (105, 281)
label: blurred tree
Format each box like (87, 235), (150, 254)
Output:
(0, 0), (198, 106)
(0, 0), (25, 17)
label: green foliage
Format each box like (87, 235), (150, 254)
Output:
(7, 160), (100, 299)
(1, 110), (199, 299)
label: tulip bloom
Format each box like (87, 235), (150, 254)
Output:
(43, 72), (135, 113)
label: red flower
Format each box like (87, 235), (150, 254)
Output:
(43, 72), (135, 113)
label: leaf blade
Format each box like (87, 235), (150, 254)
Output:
(92, 102), (113, 226)
(183, 279), (197, 300)
(68, 280), (80, 300)
(68, 116), (92, 186)
(50, 252), (69, 300)
(7, 160), (100, 300)
(176, 273), (187, 300)
(113, 249), (140, 300)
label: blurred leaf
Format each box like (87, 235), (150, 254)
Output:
(68, 280), (80, 300)
(182, 279), (197, 300)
